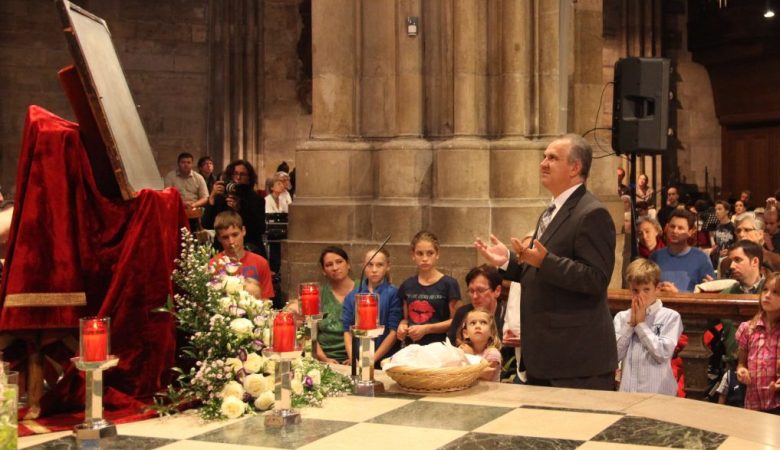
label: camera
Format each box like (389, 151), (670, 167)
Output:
(225, 182), (250, 196)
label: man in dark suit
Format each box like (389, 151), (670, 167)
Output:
(475, 134), (617, 390)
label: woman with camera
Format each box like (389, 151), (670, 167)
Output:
(201, 160), (267, 257)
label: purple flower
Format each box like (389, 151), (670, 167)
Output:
(252, 339), (265, 351)
(304, 376), (314, 388)
(235, 368), (246, 383)
(238, 348), (248, 362)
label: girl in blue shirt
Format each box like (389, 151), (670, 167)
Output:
(342, 248), (402, 366)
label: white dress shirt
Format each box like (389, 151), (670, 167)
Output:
(614, 300), (683, 395)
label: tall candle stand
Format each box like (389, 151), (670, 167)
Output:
(261, 349), (301, 428)
(351, 292), (384, 396)
(351, 327), (385, 396)
(72, 317), (118, 443)
(262, 311), (301, 428)
(72, 357), (119, 440)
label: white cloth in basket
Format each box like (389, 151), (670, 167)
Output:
(382, 341), (482, 370)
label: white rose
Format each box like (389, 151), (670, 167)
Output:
(224, 276), (243, 294)
(290, 378), (304, 395)
(225, 357), (243, 374)
(218, 297), (234, 312)
(238, 290), (254, 309)
(243, 373), (267, 397)
(230, 318), (254, 336)
(254, 391), (275, 411)
(244, 352), (265, 374)
(220, 396), (246, 419)
(220, 380), (245, 399)
(307, 369), (321, 386)
(265, 359), (276, 376)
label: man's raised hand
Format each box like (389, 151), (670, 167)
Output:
(474, 234), (509, 267)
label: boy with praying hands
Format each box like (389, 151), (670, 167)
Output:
(614, 258), (683, 395)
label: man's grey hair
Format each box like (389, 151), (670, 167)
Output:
(735, 212), (764, 231)
(560, 133), (593, 180)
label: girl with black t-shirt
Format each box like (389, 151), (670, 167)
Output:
(396, 231), (461, 346)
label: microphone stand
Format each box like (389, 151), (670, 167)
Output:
(351, 234), (392, 379)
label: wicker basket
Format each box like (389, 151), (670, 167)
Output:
(381, 359), (489, 393)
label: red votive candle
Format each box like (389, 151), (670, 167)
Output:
(299, 282), (320, 316)
(356, 293), (379, 330)
(273, 312), (296, 352)
(80, 317), (109, 362)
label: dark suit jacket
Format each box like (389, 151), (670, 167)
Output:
(502, 185), (617, 380)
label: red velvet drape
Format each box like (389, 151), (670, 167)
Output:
(0, 106), (187, 415)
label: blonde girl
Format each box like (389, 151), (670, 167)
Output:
(396, 231), (461, 345)
(342, 248), (402, 365)
(458, 308), (502, 381)
(736, 272), (780, 413)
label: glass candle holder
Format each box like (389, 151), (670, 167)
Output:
(80, 317), (110, 362)
(272, 312), (296, 353)
(299, 282), (320, 316)
(355, 293), (380, 330)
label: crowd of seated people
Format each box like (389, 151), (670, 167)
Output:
(6, 152), (780, 413)
(614, 172), (780, 413)
(162, 158), (780, 412)
(164, 155), (295, 306)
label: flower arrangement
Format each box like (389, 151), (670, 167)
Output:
(157, 229), (351, 420)
(290, 357), (353, 409)
(0, 370), (17, 450)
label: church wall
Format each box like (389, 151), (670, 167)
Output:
(0, 0), (209, 197)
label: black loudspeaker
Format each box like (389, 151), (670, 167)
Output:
(612, 57), (670, 155)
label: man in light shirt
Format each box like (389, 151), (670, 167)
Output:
(164, 152), (209, 209)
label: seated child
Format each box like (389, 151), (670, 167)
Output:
(614, 259), (683, 395)
(457, 308), (502, 382)
(209, 211), (274, 299)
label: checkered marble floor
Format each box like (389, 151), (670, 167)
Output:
(19, 379), (780, 450)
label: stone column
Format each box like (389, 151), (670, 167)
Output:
(372, 0), (433, 246)
(287, 0), (372, 286)
(537, 0), (562, 135)
(489, 0), (548, 240)
(431, 0), (491, 250)
(373, 0), (432, 246)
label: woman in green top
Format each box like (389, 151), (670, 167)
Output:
(316, 246), (354, 364)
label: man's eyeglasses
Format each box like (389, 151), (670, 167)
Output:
(467, 287), (492, 295)
(736, 227), (756, 233)
(233, 171), (249, 178)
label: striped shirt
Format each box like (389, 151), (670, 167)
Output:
(736, 318), (780, 411)
(614, 300), (683, 395)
